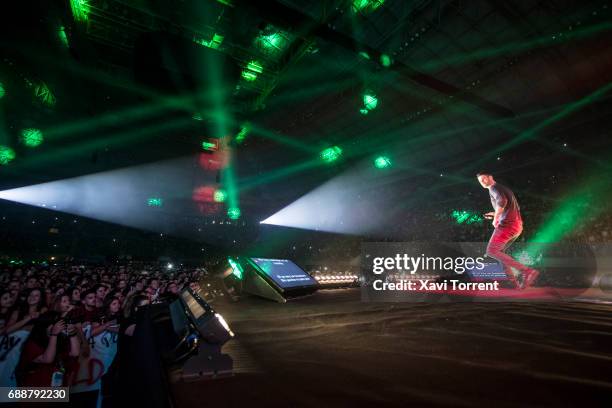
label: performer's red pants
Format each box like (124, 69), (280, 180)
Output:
(486, 222), (530, 283)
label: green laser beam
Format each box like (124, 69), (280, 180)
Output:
(237, 159), (322, 192)
(417, 21), (612, 73)
(476, 82), (612, 166)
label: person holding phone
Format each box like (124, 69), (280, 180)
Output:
(17, 316), (80, 386)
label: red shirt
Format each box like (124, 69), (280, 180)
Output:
(68, 306), (100, 324)
(19, 338), (77, 387)
(19, 340), (56, 386)
(81, 307), (100, 324)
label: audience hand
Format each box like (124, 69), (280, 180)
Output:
(51, 320), (66, 336)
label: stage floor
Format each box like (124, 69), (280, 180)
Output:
(171, 288), (612, 407)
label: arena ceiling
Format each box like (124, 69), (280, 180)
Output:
(0, 0), (611, 220)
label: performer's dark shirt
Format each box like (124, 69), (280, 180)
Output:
(489, 183), (522, 226)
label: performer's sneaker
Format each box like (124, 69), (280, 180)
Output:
(521, 269), (540, 289)
(504, 267), (521, 289)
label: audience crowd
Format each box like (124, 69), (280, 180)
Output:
(0, 263), (206, 407)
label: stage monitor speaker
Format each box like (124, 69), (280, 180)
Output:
(235, 257), (319, 303)
(169, 288), (234, 380)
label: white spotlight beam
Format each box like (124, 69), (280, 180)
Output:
(261, 165), (400, 235)
(0, 157), (210, 234)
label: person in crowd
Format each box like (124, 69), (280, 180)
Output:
(7, 280), (21, 299)
(17, 315), (80, 386)
(0, 273), (9, 287)
(93, 284), (108, 308)
(71, 295), (121, 408)
(25, 276), (39, 290)
(52, 294), (74, 319)
(117, 279), (127, 292)
(188, 281), (200, 293)
(46, 285), (65, 311)
(0, 290), (16, 333)
(78, 289), (100, 325)
(5, 288), (47, 334)
(148, 278), (160, 301)
(134, 280), (144, 292)
(161, 281), (180, 302)
(68, 287), (82, 306)
(91, 297), (122, 337)
(122, 295), (149, 337)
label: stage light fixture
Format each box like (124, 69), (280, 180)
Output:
(213, 189), (227, 203)
(262, 33), (283, 48)
(352, 0), (385, 13)
(374, 156), (391, 169)
(246, 60), (263, 74)
(0, 146), (16, 165)
(215, 313), (233, 336)
(241, 61), (264, 83)
(194, 33), (224, 49)
(58, 26), (69, 48)
(213, 34), (225, 49)
(241, 70), (257, 82)
(320, 146), (343, 163)
(234, 123), (250, 144)
(360, 108), (369, 115)
(70, 0), (91, 23)
(29, 81), (56, 107)
(21, 128), (44, 147)
(363, 91), (378, 110)
(257, 30), (288, 54)
(201, 139), (219, 151)
(380, 54), (391, 67)
(147, 197), (163, 207)
(227, 257), (243, 279)
(227, 207), (241, 219)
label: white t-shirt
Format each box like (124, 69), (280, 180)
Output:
(0, 329), (31, 386)
(70, 324), (118, 394)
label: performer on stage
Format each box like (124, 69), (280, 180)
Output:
(477, 171), (539, 289)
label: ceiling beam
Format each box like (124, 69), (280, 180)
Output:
(240, 0), (515, 118)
